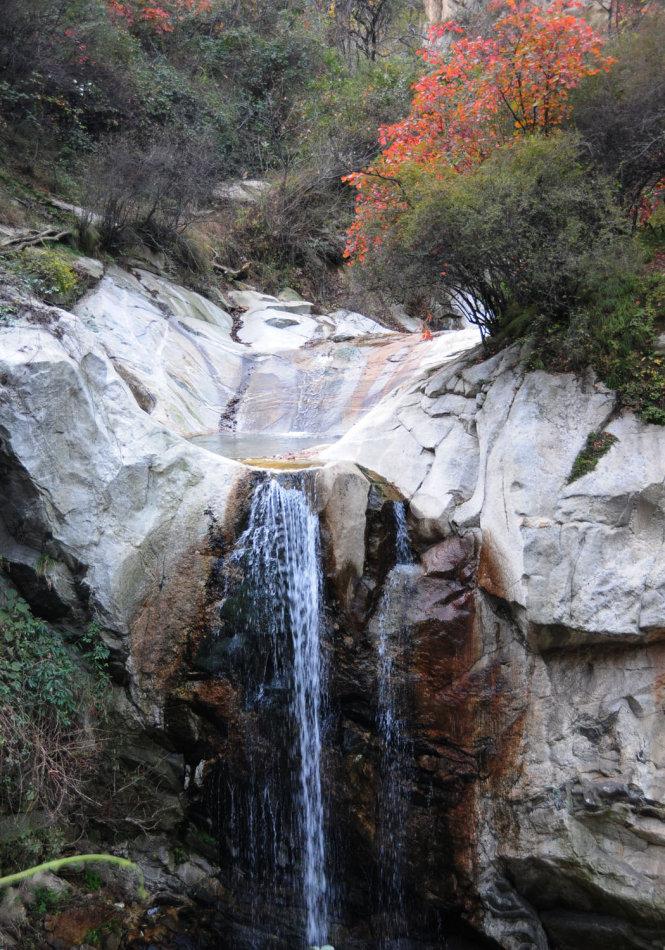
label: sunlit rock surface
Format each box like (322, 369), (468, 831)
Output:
(0, 304), (241, 642)
(74, 266), (480, 439)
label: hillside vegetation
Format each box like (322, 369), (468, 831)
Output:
(0, 0), (422, 299)
(0, 0), (663, 385)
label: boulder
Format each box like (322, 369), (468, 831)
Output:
(213, 179), (271, 204)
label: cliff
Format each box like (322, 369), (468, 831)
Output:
(1, 259), (664, 949)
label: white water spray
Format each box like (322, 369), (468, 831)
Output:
(238, 478), (329, 946)
(394, 501), (413, 565)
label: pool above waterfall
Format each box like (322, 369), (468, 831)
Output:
(188, 431), (332, 465)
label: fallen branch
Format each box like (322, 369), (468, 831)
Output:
(0, 228), (73, 254)
(0, 853), (147, 898)
(212, 258), (250, 279)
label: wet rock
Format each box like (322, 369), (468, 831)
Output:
(316, 462), (371, 609)
(421, 536), (475, 578)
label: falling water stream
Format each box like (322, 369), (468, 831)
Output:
(204, 485), (424, 947)
(394, 501), (413, 566)
(371, 505), (418, 938)
(275, 482), (329, 945)
(208, 476), (329, 947)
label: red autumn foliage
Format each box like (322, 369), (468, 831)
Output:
(107, 0), (211, 33)
(343, 0), (615, 263)
(638, 177), (665, 226)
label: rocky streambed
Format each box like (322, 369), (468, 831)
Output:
(1, 259), (664, 949)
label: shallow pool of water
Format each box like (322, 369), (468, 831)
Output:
(189, 431), (331, 463)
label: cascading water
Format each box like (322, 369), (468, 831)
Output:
(373, 503), (418, 939)
(205, 476), (329, 948)
(394, 501), (413, 566)
(201, 483), (433, 946)
(279, 482), (329, 945)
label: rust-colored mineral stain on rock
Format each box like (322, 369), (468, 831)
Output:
(130, 540), (215, 691)
(46, 902), (117, 946)
(652, 649), (665, 705)
(477, 537), (508, 600)
(184, 678), (240, 724)
(407, 532), (528, 917)
(130, 471), (254, 695)
(421, 535), (475, 579)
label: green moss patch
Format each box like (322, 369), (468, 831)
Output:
(2, 246), (84, 309)
(569, 431), (618, 483)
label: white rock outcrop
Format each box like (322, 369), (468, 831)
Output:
(73, 266), (479, 441)
(0, 310), (241, 633)
(325, 345), (665, 642)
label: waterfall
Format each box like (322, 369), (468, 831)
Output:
(372, 560), (419, 938)
(209, 476), (329, 947)
(203, 481), (425, 945)
(394, 501), (413, 565)
(276, 482), (329, 946)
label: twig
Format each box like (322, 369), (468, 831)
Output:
(0, 228), (73, 254)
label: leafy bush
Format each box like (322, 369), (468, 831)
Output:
(0, 590), (82, 725)
(165, 17), (329, 174)
(82, 867), (103, 891)
(33, 885), (67, 916)
(0, 0), (138, 158)
(572, 10), (665, 216)
(299, 52), (419, 172)
(0, 589), (107, 821)
(355, 133), (634, 334)
(530, 268), (665, 423)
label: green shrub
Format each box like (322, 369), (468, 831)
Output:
(33, 885), (66, 916)
(0, 590), (107, 826)
(299, 52), (419, 171)
(82, 867), (103, 892)
(6, 248), (83, 309)
(0, 590), (83, 726)
(0, 825), (67, 880)
(356, 132), (634, 335)
(533, 270), (665, 424)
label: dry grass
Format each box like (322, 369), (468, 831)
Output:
(0, 186), (30, 229)
(0, 706), (101, 821)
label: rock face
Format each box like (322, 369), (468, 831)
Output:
(2, 260), (665, 949)
(74, 266), (479, 440)
(324, 344), (665, 949)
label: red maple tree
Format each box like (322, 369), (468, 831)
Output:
(343, 0), (615, 263)
(107, 0), (211, 33)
